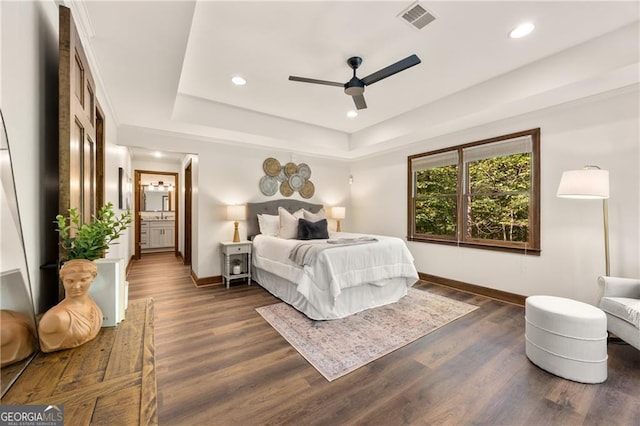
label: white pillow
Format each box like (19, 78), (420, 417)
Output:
(257, 214), (280, 236)
(303, 208), (326, 223)
(278, 207), (304, 239)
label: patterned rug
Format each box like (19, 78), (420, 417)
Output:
(255, 288), (478, 381)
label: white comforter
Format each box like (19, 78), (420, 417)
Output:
(252, 232), (419, 302)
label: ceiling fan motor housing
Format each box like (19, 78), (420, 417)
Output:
(344, 78), (365, 96)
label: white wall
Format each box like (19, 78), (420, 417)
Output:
(351, 86), (640, 305)
(1, 1), (128, 312)
(105, 144), (132, 262)
(118, 126), (351, 279)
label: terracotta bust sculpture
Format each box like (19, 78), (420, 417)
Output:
(1, 310), (37, 367)
(38, 259), (103, 353)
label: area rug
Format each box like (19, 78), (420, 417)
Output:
(255, 288), (478, 381)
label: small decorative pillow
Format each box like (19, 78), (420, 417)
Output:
(303, 208), (326, 223)
(257, 214), (280, 236)
(278, 207), (304, 239)
(297, 218), (329, 240)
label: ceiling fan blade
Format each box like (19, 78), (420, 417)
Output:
(352, 94), (367, 110)
(288, 76), (344, 87)
(361, 54), (421, 86)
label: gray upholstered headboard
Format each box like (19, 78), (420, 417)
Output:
(247, 199), (324, 239)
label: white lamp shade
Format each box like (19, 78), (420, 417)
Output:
(557, 169), (609, 199)
(332, 206), (346, 220)
(227, 205), (246, 221)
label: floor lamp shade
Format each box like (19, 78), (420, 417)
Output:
(556, 169), (609, 199)
(556, 166), (610, 276)
(227, 205), (246, 242)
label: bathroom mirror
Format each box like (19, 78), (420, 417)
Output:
(0, 109), (39, 397)
(142, 186), (174, 211)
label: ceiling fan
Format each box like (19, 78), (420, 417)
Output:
(288, 54), (421, 110)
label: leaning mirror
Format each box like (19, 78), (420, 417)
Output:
(1, 109), (39, 397)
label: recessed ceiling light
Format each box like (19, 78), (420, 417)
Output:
(509, 22), (535, 39)
(231, 76), (246, 86)
(347, 110), (358, 118)
(154, 151), (163, 158)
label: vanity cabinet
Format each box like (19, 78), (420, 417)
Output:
(148, 220), (174, 248)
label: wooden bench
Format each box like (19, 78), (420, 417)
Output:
(1, 298), (157, 425)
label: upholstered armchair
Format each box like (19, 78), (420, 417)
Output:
(598, 276), (640, 350)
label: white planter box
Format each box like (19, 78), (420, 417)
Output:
(90, 258), (128, 327)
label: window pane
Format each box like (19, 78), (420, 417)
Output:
(468, 153), (531, 194)
(416, 165), (457, 196)
(415, 197), (457, 236)
(467, 194), (529, 242)
(414, 164), (457, 237)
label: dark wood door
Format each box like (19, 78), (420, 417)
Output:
(134, 170), (142, 260)
(184, 162), (192, 266)
(59, 6), (98, 224)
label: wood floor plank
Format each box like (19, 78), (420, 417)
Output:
(127, 252), (640, 425)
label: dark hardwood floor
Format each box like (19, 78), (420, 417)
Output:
(128, 252), (640, 426)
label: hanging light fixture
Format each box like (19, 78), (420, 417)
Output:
(147, 180), (174, 191)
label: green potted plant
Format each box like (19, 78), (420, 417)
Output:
(56, 202), (132, 261)
(55, 202), (132, 298)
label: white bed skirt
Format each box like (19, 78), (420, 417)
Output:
(253, 266), (412, 320)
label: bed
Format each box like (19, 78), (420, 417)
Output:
(247, 200), (419, 320)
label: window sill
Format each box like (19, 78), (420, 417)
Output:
(406, 236), (541, 256)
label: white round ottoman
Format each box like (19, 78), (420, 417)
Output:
(525, 295), (607, 383)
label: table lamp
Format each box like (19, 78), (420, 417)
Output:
(332, 206), (346, 232)
(227, 205), (246, 242)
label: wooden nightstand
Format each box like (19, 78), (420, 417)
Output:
(220, 241), (252, 289)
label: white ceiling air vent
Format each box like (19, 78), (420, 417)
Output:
(398, 2), (436, 31)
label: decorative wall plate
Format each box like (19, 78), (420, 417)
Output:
(299, 180), (315, 199)
(288, 174), (305, 191)
(284, 162), (298, 176)
(276, 167), (287, 182)
(259, 175), (278, 196)
(263, 158), (281, 177)
(280, 180), (294, 197)
(260, 158), (315, 198)
(298, 163), (311, 179)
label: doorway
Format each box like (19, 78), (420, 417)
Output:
(134, 170), (179, 260)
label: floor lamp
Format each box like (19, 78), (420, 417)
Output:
(556, 166), (610, 276)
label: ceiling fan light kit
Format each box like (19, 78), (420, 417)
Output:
(289, 54), (421, 110)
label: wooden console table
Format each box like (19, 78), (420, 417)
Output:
(1, 298), (157, 425)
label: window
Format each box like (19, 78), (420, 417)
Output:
(408, 128), (540, 254)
